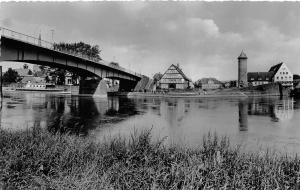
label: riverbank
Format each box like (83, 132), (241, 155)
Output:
(113, 89), (282, 98)
(113, 83), (292, 98)
(1, 128), (300, 189)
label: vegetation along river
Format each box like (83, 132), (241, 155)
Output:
(1, 91), (300, 154)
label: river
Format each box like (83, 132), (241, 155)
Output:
(1, 91), (300, 154)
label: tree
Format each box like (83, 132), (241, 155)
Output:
(153, 73), (163, 83)
(45, 75), (50, 83)
(3, 68), (20, 83)
(28, 70), (33, 75)
(71, 72), (79, 85)
(109, 62), (119, 67)
(194, 80), (202, 89)
(39, 65), (46, 72)
(53, 69), (66, 85)
(23, 64), (29, 69)
(293, 74), (300, 80)
(53, 42), (102, 60)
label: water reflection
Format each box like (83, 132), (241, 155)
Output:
(238, 99), (248, 131)
(0, 92), (140, 136)
(246, 98), (294, 123)
(1, 92), (300, 153)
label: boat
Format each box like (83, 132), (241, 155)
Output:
(16, 82), (69, 92)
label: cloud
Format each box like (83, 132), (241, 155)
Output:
(1, 2), (300, 81)
(186, 18), (219, 38)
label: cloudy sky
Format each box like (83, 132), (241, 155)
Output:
(1, 2), (300, 81)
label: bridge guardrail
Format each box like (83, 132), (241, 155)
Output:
(0, 27), (142, 78)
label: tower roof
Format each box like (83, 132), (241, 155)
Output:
(238, 51), (247, 59)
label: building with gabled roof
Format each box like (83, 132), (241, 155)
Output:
(247, 72), (273, 86)
(269, 62), (293, 86)
(247, 62), (293, 86)
(158, 64), (193, 89)
(197, 77), (222, 90)
(14, 68), (32, 77)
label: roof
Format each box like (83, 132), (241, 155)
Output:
(21, 76), (45, 84)
(247, 72), (274, 81)
(153, 73), (163, 81)
(268, 62), (283, 74)
(14, 68), (32, 77)
(162, 64), (192, 82)
(197, 78), (222, 84)
(34, 71), (46, 77)
(238, 51), (247, 59)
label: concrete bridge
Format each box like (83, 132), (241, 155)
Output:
(0, 27), (142, 96)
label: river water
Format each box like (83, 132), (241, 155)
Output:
(1, 92), (300, 154)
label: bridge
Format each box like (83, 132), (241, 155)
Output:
(0, 27), (142, 96)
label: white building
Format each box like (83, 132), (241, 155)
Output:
(269, 62), (293, 86)
(159, 64), (193, 89)
(247, 62), (293, 87)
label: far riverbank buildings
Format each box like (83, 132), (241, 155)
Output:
(158, 64), (193, 89)
(237, 51), (293, 87)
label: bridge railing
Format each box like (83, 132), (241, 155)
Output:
(0, 27), (142, 78)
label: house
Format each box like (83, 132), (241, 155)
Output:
(247, 62), (293, 87)
(247, 72), (273, 86)
(224, 80), (237, 88)
(20, 76), (45, 84)
(158, 64), (192, 89)
(197, 78), (222, 90)
(65, 72), (73, 85)
(269, 62), (293, 86)
(14, 68), (32, 77)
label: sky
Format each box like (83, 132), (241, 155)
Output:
(1, 2), (300, 81)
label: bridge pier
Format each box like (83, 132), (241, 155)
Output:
(119, 79), (138, 92)
(79, 77), (108, 97)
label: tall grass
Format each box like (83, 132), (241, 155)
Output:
(1, 128), (300, 189)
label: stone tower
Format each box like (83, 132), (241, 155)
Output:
(238, 51), (248, 88)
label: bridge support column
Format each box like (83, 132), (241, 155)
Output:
(79, 77), (108, 97)
(119, 79), (138, 92)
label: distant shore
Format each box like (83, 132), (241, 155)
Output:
(110, 89), (284, 98)
(114, 83), (292, 98)
(124, 92), (281, 98)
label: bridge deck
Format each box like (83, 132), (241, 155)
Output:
(0, 27), (141, 78)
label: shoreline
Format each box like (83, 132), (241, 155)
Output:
(112, 91), (284, 98)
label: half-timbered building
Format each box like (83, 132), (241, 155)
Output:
(158, 64), (192, 89)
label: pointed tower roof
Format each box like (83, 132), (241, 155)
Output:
(238, 51), (247, 59)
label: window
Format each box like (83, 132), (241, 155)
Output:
(258, 78), (262, 80)
(277, 77), (279, 79)
(251, 78), (254, 80)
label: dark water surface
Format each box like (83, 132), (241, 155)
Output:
(1, 92), (300, 154)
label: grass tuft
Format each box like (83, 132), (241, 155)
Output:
(1, 128), (300, 189)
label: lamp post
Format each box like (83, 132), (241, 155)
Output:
(50, 29), (54, 44)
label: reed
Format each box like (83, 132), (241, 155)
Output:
(0, 128), (300, 189)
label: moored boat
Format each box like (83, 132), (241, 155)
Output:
(16, 83), (67, 92)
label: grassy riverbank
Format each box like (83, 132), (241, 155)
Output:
(1, 128), (300, 189)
